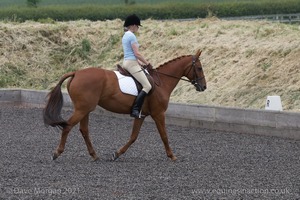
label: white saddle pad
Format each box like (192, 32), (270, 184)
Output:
(114, 71), (138, 96)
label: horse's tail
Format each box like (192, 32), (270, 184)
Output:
(43, 72), (75, 129)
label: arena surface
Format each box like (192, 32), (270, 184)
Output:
(0, 105), (299, 199)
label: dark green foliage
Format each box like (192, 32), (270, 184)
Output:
(27, 0), (41, 7)
(0, 0), (299, 21)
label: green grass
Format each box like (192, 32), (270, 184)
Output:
(0, 64), (27, 88)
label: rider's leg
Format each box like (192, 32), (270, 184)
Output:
(130, 89), (147, 118)
(123, 60), (152, 118)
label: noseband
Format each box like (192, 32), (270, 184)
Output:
(188, 56), (206, 90)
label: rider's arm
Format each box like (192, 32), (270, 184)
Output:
(132, 43), (149, 65)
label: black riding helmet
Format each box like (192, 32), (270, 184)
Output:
(123, 14), (142, 27)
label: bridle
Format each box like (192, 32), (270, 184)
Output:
(153, 55), (206, 91)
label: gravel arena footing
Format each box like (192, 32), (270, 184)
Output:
(0, 105), (299, 200)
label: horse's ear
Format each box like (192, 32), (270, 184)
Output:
(195, 49), (202, 57)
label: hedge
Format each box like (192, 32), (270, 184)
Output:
(0, 1), (299, 22)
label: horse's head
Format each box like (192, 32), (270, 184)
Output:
(185, 49), (207, 92)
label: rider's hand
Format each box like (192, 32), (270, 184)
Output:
(144, 63), (153, 70)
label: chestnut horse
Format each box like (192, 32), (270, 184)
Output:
(43, 49), (206, 161)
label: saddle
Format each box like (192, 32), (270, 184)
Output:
(116, 64), (155, 94)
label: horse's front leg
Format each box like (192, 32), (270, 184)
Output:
(112, 118), (145, 160)
(153, 113), (177, 161)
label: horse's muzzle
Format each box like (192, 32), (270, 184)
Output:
(194, 83), (206, 92)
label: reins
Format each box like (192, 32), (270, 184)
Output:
(154, 70), (191, 83)
(152, 55), (205, 86)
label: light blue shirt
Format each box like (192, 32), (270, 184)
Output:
(122, 31), (139, 60)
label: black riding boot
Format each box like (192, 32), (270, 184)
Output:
(131, 90), (147, 118)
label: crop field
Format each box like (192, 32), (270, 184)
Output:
(0, 0), (299, 22)
(0, 0), (283, 7)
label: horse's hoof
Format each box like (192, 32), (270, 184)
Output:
(92, 156), (100, 162)
(53, 154), (59, 160)
(171, 156), (177, 161)
(112, 152), (119, 161)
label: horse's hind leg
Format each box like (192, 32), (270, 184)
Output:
(53, 110), (87, 160)
(53, 125), (72, 160)
(79, 114), (99, 161)
(112, 118), (144, 160)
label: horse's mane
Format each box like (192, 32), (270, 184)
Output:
(156, 55), (190, 69)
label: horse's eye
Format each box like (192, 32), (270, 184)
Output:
(197, 67), (202, 71)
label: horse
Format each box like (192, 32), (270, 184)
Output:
(43, 49), (207, 161)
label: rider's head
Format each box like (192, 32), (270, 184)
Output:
(124, 14), (142, 28)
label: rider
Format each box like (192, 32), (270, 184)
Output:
(122, 14), (152, 118)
